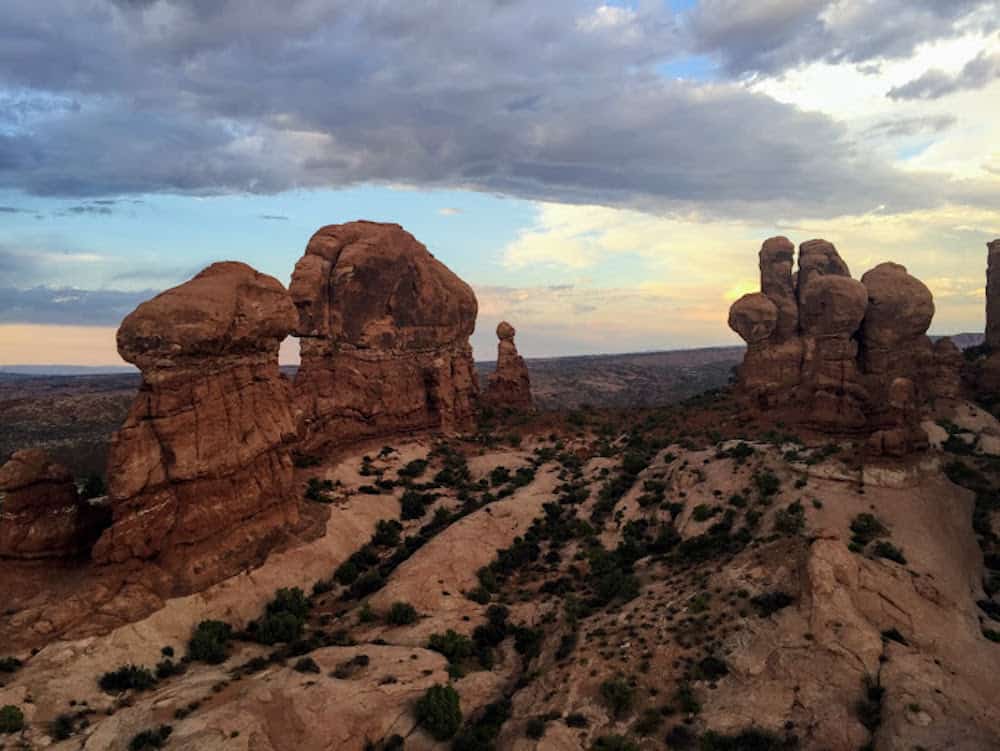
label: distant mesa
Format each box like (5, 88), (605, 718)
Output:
(483, 320), (533, 412)
(290, 220), (480, 453)
(728, 236), (959, 455)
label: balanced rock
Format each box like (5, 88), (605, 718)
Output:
(484, 321), (533, 411)
(759, 236), (798, 342)
(0, 449), (105, 559)
(92, 262), (299, 591)
(291, 221), (479, 452)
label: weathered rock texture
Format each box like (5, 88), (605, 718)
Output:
(291, 221), (479, 452)
(729, 238), (958, 448)
(986, 239), (1000, 348)
(92, 262), (300, 590)
(0, 449), (105, 559)
(484, 320), (533, 411)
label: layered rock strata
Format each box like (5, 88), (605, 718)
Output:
(91, 262), (299, 590)
(290, 221), (479, 452)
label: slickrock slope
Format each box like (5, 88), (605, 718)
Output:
(91, 262), (301, 591)
(291, 221), (479, 453)
(0, 449), (106, 559)
(483, 321), (533, 412)
(729, 237), (959, 449)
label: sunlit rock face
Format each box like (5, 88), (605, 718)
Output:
(728, 238), (956, 449)
(290, 221), (479, 453)
(92, 262), (300, 591)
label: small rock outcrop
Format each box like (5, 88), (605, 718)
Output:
(0, 449), (105, 559)
(483, 321), (533, 411)
(92, 262), (300, 590)
(729, 237), (957, 449)
(291, 221), (479, 452)
(970, 239), (1000, 401)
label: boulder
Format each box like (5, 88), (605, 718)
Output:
(759, 236), (798, 342)
(0, 449), (105, 559)
(291, 221), (479, 452)
(92, 262), (299, 591)
(483, 321), (533, 411)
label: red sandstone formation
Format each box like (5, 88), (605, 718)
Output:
(728, 237), (957, 449)
(92, 262), (300, 591)
(484, 321), (533, 411)
(987, 239), (1000, 349)
(290, 221), (479, 452)
(970, 239), (1000, 400)
(0, 449), (105, 559)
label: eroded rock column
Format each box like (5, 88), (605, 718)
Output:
(92, 262), (299, 591)
(484, 321), (533, 411)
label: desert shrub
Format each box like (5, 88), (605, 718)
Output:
(268, 587), (310, 620)
(128, 725), (172, 750)
(872, 541), (907, 565)
(334, 560), (361, 585)
(674, 682), (700, 714)
(753, 469), (781, 500)
(372, 519), (403, 547)
(692, 504), (719, 522)
(386, 602), (418, 626)
(631, 707), (663, 736)
(695, 655), (729, 681)
(452, 698), (511, 750)
(401, 489), (436, 520)
(99, 664), (156, 693)
(0, 657), (22, 673)
(699, 728), (791, 750)
(591, 735), (639, 751)
(398, 458), (429, 479)
(293, 657), (320, 674)
(50, 713), (75, 740)
(984, 629), (1000, 642)
(600, 676), (635, 719)
(305, 477), (335, 502)
(414, 684), (462, 741)
(188, 619), (233, 664)
(850, 513), (887, 546)
(427, 630), (473, 664)
(349, 569), (385, 599)
(490, 466), (512, 486)
(254, 612), (304, 645)
(155, 658), (184, 680)
(773, 500), (805, 535)
(751, 591), (795, 617)
(0, 705), (24, 734)
(526, 716), (547, 739)
(513, 625), (544, 660)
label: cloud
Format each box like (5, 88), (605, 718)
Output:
(862, 114), (957, 139)
(0, 286), (155, 326)
(438, 207), (463, 216)
(888, 50), (1000, 99)
(258, 214), (289, 220)
(688, 0), (995, 76)
(0, 1), (996, 220)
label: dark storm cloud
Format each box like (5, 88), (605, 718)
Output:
(887, 51), (1000, 99)
(0, 0), (996, 218)
(688, 0), (995, 76)
(0, 286), (155, 326)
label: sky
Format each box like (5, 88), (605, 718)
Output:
(1, 0), (999, 366)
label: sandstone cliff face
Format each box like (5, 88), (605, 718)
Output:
(290, 221), (479, 452)
(0, 449), (105, 559)
(728, 238), (957, 447)
(484, 321), (533, 411)
(986, 239), (1000, 349)
(92, 262), (300, 591)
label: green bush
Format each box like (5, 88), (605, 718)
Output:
(599, 676), (634, 719)
(188, 619), (233, 664)
(773, 501), (805, 536)
(99, 664), (156, 693)
(0, 657), (22, 673)
(50, 713), (75, 740)
(699, 728), (789, 750)
(526, 716), (547, 739)
(387, 602), (418, 626)
(80, 474), (106, 500)
(267, 587), (310, 620)
(692, 504), (720, 522)
(872, 541), (907, 565)
(414, 684), (462, 741)
(0, 705), (24, 734)
(372, 519), (403, 547)
(294, 657), (321, 674)
(591, 735), (639, 751)
(254, 612), (304, 645)
(427, 630), (473, 664)
(128, 724), (173, 750)
(850, 513), (887, 546)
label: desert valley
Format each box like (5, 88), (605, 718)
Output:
(0, 225), (998, 751)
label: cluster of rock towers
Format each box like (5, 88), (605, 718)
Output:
(0, 221), (533, 587)
(727, 236), (970, 455)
